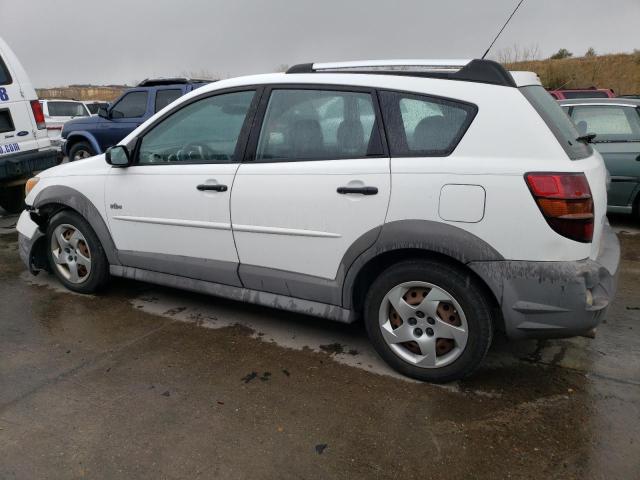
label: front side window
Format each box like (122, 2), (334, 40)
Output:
(379, 91), (476, 157)
(155, 89), (182, 113)
(255, 89), (382, 161)
(111, 91), (148, 118)
(138, 90), (255, 164)
(570, 105), (640, 142)
(47, 101), (89, 117)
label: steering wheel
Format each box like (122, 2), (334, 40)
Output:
(178, 142), (220, 162)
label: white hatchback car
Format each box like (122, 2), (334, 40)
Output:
(17, 59), (620, 382)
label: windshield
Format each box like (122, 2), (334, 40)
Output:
(520, 86), (592, 160)
(562, 91), (609, 99)
(47, 101), (89, 118)
(0, 56), (11, 85)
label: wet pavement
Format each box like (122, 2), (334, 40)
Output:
(1, 211), (639, 479)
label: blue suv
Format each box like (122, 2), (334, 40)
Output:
(61, 78), (209, 161)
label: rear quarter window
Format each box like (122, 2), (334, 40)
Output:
(520, 85), (592, 160)
(0, 55), (12, 86)
(379, 91), (476, 157)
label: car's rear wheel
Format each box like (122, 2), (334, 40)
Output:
(364, 259), (494, 383)
(0, 185), (25, 214)
(68, 141), (95, 162)
(46, 210), (110, 293)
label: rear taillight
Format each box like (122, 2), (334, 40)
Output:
(525, 172), (594, 243)
(30, 100), (45, 130)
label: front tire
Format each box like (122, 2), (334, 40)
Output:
(46, 210), (110, 293)
(68, 141), (95, 162)
(364, 259), (494, 383)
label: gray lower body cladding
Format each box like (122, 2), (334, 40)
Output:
(469, 223), (620, 340)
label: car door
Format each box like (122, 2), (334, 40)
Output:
(568, 104), (640, 209)
(99, 89), (150, 150)
(231, 86), (390, 303)
(105, 88), (259, 286)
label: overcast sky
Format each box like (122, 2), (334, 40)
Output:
(1, 0), (638, 87)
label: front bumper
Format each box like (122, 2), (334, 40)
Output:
(17, 210), (46, 274)
(470, 222), (620, 340)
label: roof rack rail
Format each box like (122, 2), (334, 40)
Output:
(285, 59), (516, 87)
(137, 77), (214, 87)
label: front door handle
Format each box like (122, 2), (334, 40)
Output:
(635, 154), (640, 162)
(197, 184), (228, 192)
(337, 186), (378, 195)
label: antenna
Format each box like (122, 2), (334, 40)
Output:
(481, 0), (527, 60)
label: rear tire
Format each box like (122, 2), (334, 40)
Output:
(68, 141), (95, 162)
(0, 186), (25, 214)
(46, 210), (110, 293)
(364, 259), (494, 383)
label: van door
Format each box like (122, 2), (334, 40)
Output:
(0, 38), (43, 156)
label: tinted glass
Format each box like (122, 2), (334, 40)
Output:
(0, 56), (11, 85)
(571, 105), (640, 142)
(256, 89), (381, 161)
(379, 91), (476, 156)
(47, 101), (89, 117)
(112, 91), (148, 118)
(520, 85), (592, 160)
(0, 110), (14, 133)
(155, 89), (182, 113)
(138, 90), (254, 164)
(562, 91), (609, 99)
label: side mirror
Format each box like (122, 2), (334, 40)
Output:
(98, 107), (109, 119)
(105, 145), (132, 167)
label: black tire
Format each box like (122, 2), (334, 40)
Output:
(68, 141), (95, 162)
(0, 185), (25, 214)
(364, 259), (494, 383)
(46, 210), (110, 293)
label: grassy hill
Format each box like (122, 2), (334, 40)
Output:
(505, 52), (640, 95)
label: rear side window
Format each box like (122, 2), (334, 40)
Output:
(562, 91), (609, 99)
(520, 85), (592, 160)
(111, 91), (148, 118)
(570, 105), (640, 142)
(155, 89), (182, 113)
(255, 89), (383, 162)
(379, 91), (476, 157)
(0, 56), (11, 85)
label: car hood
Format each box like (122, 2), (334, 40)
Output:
(38, 155), (109, 179)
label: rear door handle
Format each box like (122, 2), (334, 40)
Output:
(337, 186), (378, 195)
(197, 184), (228, 192)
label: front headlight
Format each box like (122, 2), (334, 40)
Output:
(25, 177), (40, 196)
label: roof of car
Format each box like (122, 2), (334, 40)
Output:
(558, 98), (640, 106)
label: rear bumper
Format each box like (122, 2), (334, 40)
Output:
(470, 222), (620, 340)
(0, 148), (58, 182)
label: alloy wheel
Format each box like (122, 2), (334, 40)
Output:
(50, 223), (92, 284)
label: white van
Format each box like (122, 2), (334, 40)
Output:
(0, 36), (57, 213)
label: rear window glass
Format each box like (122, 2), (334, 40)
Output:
(47, 101), (89, 117)
(570, 105), (640, 142)
(0, 56), (11, 85)
(520, 85), (592, 160)
(0, 109), (14, 133)
(379, 91), (476, 157)
(562, 91), (609, 99)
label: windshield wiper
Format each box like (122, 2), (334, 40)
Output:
(576, 133), (596, 144)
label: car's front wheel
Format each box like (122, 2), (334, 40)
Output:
(46, 210), (110, 293)
(68, 141), (95, 162)
(364, 259), (494, 383)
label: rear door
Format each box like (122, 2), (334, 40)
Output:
(567, 104), (640, 208)
(231, 86), (390, 299)
(0, 42), (41, 156)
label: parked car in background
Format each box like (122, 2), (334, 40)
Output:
(40, 99), (90, 150)
(560, 98), (640, 219)
(18, 59), (619, 382)
(0, 36), (57, 213)
(61, 78), (210, 161)
(83, 101), (110, 116)
(549, 87), (615, 100)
